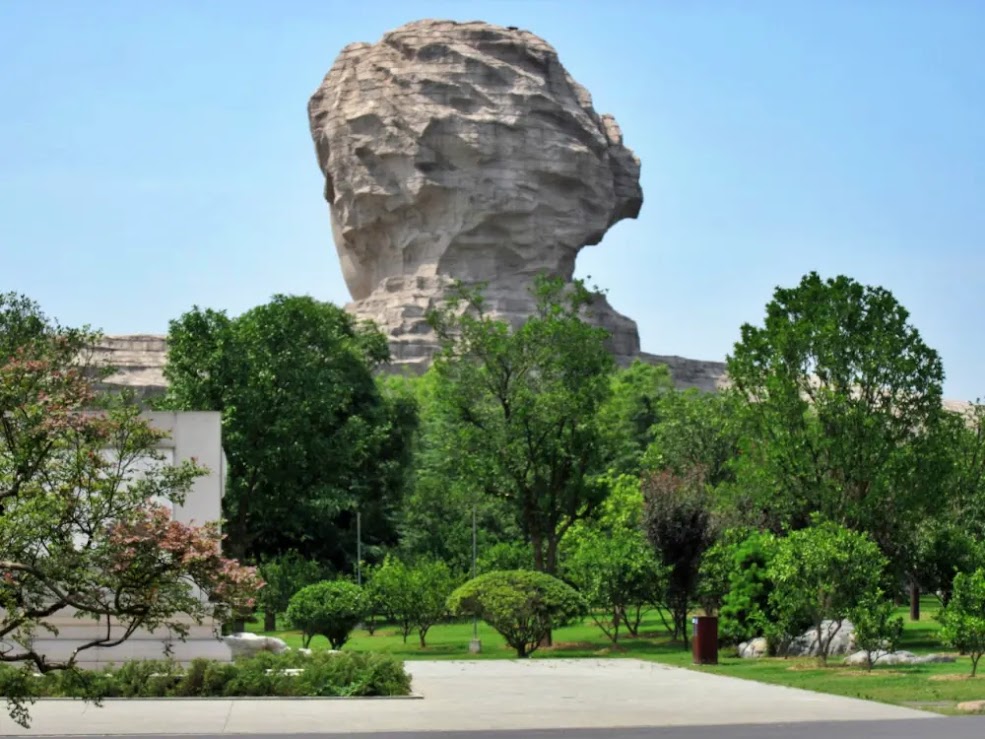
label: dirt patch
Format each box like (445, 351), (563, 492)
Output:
(837, 669), (906, 677)
(786, 663), (824, 672)
(542, 641), (598, 651)
(929, 673), (981, 682)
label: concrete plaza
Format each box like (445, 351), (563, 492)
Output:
(0, 659), (935, 736)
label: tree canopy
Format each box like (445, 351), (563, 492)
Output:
(425, 277), (616, 574)
(161, 295), (417, 569)
(727, 272), (947, 571)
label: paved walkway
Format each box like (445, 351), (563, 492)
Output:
(0, 659), (935, 736)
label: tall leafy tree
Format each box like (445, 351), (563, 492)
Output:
(161, 295), (417, 570)
(426, 277), (615, 574)
(642, 466), (717, 648)
(396, 372), (523, 576)
(727, 272), (946, 573)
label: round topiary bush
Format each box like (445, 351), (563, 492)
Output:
(286, 580), (369, 649)
(446, 570), (586, 657)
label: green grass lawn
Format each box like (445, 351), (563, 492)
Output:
(250, 597), (985, 714)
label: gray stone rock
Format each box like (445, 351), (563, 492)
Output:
(223, 632), (290, 658)
(308, 19), (644, 369)
(782, 620), (856, 658)
(843, 649), (956, 666)
(737, 637), (768, 659)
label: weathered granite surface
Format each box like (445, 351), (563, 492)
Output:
(308, 19), (644, 368)
(93, 335), (168, 401)
(91, 336), (732, 396)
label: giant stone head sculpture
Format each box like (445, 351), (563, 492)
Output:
(309, 19), (643, 366)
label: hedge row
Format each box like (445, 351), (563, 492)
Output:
(0, 651), (410, 699)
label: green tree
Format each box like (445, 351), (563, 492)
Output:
(257, 552), (330, 632)
(564, 527), (664, 643)
(768, 520), (887, 664)
(397, 373), (524, 576)
(644, 389), (741, 489)
(849, 595), (904, 671)
(285, 580), (369, 649)
(0, 294), (259, 726)
(426, 277), (615, 574)
(476, 542), (534, 574)
(912, 518), (983, 608)
(598, 361), (674, 475)
(705, 530), (776, 646)
(365, 557), (417, 643)
(447, 570), (585, 658)
(367, 557), (457, 647)
(727, 273), (946, 576)
(642, 467), (717, 648)
(947, 402), (985, 535)
(161, 295), (417, 569)
(407, 560), (457, 647)
(937, 568), (985, 677)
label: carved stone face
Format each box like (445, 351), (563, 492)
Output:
(309, 19), (643, 302)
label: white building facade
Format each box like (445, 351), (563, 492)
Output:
(15, 412), (232, 667)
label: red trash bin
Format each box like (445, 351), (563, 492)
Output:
(692, 616), (718, 665)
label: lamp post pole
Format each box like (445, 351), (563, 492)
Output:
(469, 503), (481, 654)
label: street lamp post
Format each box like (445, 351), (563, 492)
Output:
(469, 503), (481, 654)
(356, 511), (362, 586)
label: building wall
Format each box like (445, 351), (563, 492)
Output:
(14, 411), (231, 668)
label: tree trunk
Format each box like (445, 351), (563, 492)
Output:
(263, 610), (276, 632)
(531, 535), (545, 572)
(419, 629), (428, 648)
(909, 581), (921, 621)
(545, 537), (558, 575)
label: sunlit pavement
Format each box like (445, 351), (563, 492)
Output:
(1, 659), (937, 736)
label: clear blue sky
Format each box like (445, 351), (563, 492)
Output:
(2, 1), (982, 400)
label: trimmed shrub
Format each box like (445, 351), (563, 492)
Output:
(286, 580), (369, 649)
(0, 651), (410, 700)
(447, 570), (585, 658)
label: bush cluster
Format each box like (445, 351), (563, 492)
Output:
(0, 651), (410, 700)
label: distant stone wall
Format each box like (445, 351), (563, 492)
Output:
(93, 334), (971, 412)
(92, 334), (168, 401)
(637, 353), (729, 393)
(93, 335), (733, 395)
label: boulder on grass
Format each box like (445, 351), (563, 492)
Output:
(223, 632), (290, 658)
(737, 637), (768, 659)
(782, 620), (855, 658)
(843, 649), (956, 666)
